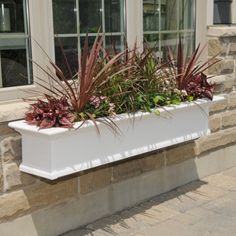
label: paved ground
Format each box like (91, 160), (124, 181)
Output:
(63, 167), (236, 236)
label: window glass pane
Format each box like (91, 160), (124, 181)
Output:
(180, 32), (195, 58)
(105, 0), (122, 32)
(0, 0), (31, 89)
(143, 0), (159, 31)
(179, 0), (195, 29)
(0, 37), (25, 49)
(55, 37), (78, 78)
(0, 49), (29, 87)
(80, 36), (96, 49)
(79, 0), (102, 33)
(105, 35), (122, 52)
(161, 0), (178, 31)
(144, 34), (159, 49)
(160, 33), (178, 60)
(53, 0), (77, 34)
(0, 0), (25, 33)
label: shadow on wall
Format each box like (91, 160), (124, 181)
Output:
(59, 179), (208, 236)
(21, 150), (202, 236)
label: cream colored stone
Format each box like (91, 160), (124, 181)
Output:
(141, 152), (165, 172)
(0, 190), (29, 220)
(0, 136), (22, 163)
(208, 38), (224, 56)
(195, 127), (236, 155)
(208, 60), (234, 75)
(0, 122), (16, 138)
(3, 163), (21, 192)
(208, 26), (236, 37)
(80, 167), (112, 194)
(166, 142), (195, 166)
(222, 110), (236, 128)
(209, 114), (222, 132)
(112, 159), (143, 183)
(228, 92), (236, 109)
(24, 177), (77, 210)
(209, 98), (227, 113)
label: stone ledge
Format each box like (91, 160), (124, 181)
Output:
(0, 100), (30, 123)
(195, 127), (236, 155)
(208, 26), (236, 37)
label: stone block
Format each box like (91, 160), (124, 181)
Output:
(141, 152), (165, 172)
(2, 163), (21, 192)
(0, 122), (16, 139)
(24, 177), (77, 210)
(208, 60), (234, 75)
(166, 142), (195, 166)
(209, 98), (227, 114)
(228, 92), (236, 109)
(0, 190), (29, 220)
(195, 127), (236, 155)
(222, 110), (236, 128)
(230, 42), (236, 54)
(112, 158), (143, 183)
(208, 38), (225, 56)
(209, 114), (222, 132)
(80, 167), (112, 194)
(0, 136), (22, 163)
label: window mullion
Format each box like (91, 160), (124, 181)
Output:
(158, 0), (161, 61)
(76, 0), (81, 70)
(102, 0), (106, 48)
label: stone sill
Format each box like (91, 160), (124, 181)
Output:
(208, 25), (236, 37)
(0, 100), (30, 123)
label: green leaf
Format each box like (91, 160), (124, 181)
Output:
(153, 109), (160, 116)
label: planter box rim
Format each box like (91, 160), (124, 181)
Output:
(8, 96), (224, 136)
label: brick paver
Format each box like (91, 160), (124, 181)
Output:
(62, 167), (236, 236)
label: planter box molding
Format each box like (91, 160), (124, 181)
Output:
(9, 97), (223, 180)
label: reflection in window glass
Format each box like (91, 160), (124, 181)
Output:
(0, 0), (25, 33)
(0, 0), (31, 89)
(53, 0), (125, 76)
(143, 0), (159, 31)
(55, 37), (78, 79)
(53, 0), (77, 34)
(105, 0), (122, 32)
(179, 0), (195, 29)
(0, 49), (28, 87)
(162, 0), (178, 31)
(79, 0), (102, 33)
(143, 0), (196, 61)
(105, 35), (121, 53)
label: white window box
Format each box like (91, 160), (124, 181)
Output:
(8, 97), (223, 180)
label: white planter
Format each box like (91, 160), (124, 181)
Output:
(8, 97), (223, 180)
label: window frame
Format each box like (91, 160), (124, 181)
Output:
(0, 0), (204, 102)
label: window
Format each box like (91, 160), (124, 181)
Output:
(0, 0), (200, 102)
(214, 0), (233, 24)
(143, 0), (196, 60)
(0, 0), (32, 88)
(52, 0), (125, 77)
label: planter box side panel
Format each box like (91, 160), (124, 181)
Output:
(20, 134), (53, 174)
(48, 103), (209, 177)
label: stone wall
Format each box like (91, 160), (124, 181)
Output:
(0, 26), (236, 235)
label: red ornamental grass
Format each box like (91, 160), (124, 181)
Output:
(25, 95), (76, 128)
(166, 38), (220, 100)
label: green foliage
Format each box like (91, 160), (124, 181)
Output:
(26, 34), (218, 129)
